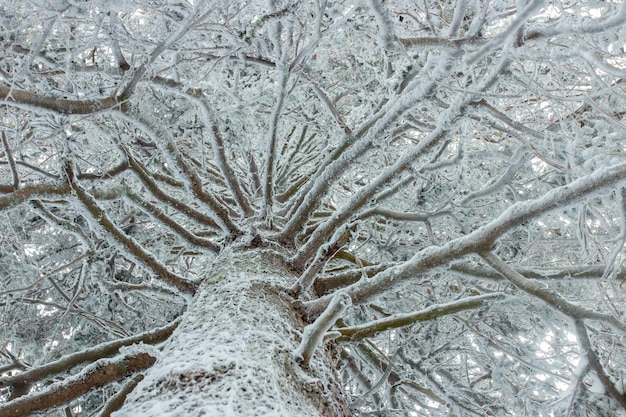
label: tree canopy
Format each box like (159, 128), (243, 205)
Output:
(1, 0), (626, 416)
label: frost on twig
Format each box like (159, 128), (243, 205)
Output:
(294, 292), (351, 368)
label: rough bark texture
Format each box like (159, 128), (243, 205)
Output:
(113, 247), (352, 417)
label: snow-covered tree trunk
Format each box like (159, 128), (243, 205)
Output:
(114, 248), (351, 417)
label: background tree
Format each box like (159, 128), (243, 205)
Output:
(1, 0), (626, 415)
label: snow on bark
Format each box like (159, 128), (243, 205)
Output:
(294, 292), (351, 368)
(114, 248), (351, 417)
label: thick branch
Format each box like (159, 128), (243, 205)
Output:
(304, 161), (626, 318)
(0, 353), (156, 417)
(294, 292), (351, 368)
(0, 318), (179, 392)
(69, 176), (197, 295)
(336, 293), (503, 341)
(0, 183), (70, 209)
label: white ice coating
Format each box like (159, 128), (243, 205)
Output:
(113, 249), (348, 417)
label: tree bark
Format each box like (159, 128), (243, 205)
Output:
(113, 248), (352, 417)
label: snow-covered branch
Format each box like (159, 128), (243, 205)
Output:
(294, 292), (351, 368)
(304, 160), (626, 318)
(1, 132), (18, 190)
(0, 318), (179, 395)
(0, 352), (156, 417)
(69, 175), (197, 295)
(336, 293), (503, 341)
(481, 251), (626, 331)
(0, 85), (119, 115)
(575, 319), (626, 410)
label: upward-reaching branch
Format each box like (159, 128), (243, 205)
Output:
(67, 168), (197, 296)
(304, 160), (626, 318)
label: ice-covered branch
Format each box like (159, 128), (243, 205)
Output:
(69, 174), (197, 295)
(0, 183), (71, 209)
(524, 1), (626, 42)
(357, 207), (449, 222)
(294, 292), (351, 368)
(292, 56), (512, 268)
(0, 85), (119, 115)
(262, 70), (291, 223)
(336, 293), (503, 341)
(125, 191), (221, 253)
(575, 319), (626, 410)
(123, 148), (222, 231)
(304, 160), (626, 318)
(365, 0), (396, 50)
(465, 0), (545, 65)
(1, 131), (18, 190)
(450, 262), (626, 282)
(480, 251), (626, 331)
(117, 3), (204, 99)
(0, 318), (179, 394)
(149, 82), (254, 217)
(277, 53), (450, 245)
(116, 113), (241, 235)
(460, 146), (529, 206)
(292, 92), (467, 268)
(98, 374), (144, 417)
(289, 224), (353, 298)
(0, 352), (156, 417)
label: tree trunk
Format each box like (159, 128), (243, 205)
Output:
(113, 247), (352, 417)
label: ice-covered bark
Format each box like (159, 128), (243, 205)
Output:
(2, 0), (626, 415)
(114, 248), (351, 417)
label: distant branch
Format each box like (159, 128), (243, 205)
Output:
(1, 131), (18, 190)
(0, 85), (119, 115)
(123, 148), (222, 231)
(126, 191), (221, 253)
(149, 81), (254, 217)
